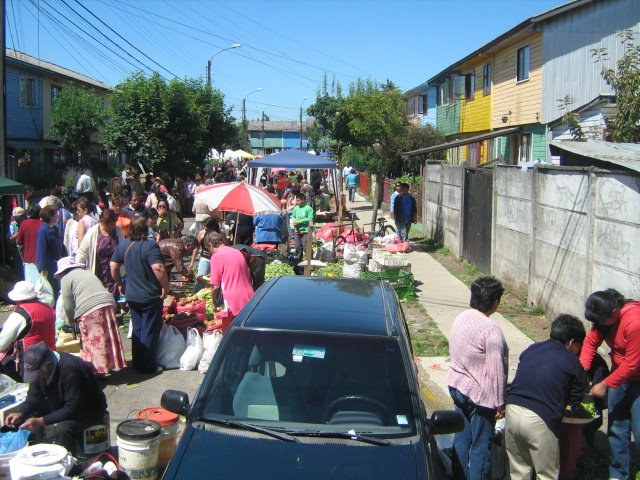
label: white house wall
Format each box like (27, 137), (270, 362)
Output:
(550, 108), (608, 141)
(541, 0), (640, 123)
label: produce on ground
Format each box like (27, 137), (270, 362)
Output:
(312, 263), (343, 277)
(265, 262), (295, 280)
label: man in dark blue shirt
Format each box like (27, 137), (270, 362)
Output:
(393, 183), (417, 242)
(505, 314), (585, 480)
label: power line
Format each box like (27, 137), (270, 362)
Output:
(70, 0), (180, 79)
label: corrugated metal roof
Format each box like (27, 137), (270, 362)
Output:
(549, 140), (640, 173)
(6, 49), (113, 92)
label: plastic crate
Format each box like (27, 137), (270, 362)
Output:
(361, 268), (415, 300)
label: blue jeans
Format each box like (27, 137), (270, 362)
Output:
(347, 186), (356, 202)
(608, 381), (640, 479)
(449, 387), (496, 480)
(396, 220), (411, 242)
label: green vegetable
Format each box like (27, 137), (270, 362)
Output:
(265, 262), (295, 280)
(565, 399), (599, 419)
(312, 262), (343, 277)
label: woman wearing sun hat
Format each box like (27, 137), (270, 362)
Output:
(56, 256), (126, 375)
(0, 281), (55, 380)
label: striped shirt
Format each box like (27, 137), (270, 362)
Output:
(447, 309), (508, 409)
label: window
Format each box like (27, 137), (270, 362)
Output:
(483, 63), (492, 95)
(465, 72), (475, 101)
(51, 85), (62, 107)
(452, 74), (465, 99)
(519, 134), (531, 163)
(517, 45), (530, 82)
(439, 79), (450, 105)
(20, 76), (36, 107)
(418, 94), (427, 115)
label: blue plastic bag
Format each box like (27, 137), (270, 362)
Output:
(0, 429), (29, 453)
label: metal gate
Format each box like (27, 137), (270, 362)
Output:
(463, 168), (493, 275)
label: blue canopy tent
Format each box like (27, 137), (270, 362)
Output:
(248, 148), (337, 169)
(247, 148), (342, 215)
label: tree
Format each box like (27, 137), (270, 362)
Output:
(103, 72), (237, 176)
(103, 72), (169, 170)
(592, 30), (640, 142)
(401, 123), (445, 177)
(50, 85), (107, 166)
(342, 79), (408, 222)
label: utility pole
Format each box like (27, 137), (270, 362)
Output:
(242, 98), (247, 150)
(206, 44), (241, 87)
(299, 97), (308, 150)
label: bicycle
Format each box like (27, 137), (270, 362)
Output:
(331, 213), (370, 261)
(363, 217), (396, 238)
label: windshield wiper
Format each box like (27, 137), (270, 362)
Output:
(199, 417), (298, 442)
(292, 430), (391, 446)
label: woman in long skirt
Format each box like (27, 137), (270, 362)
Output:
(56, 256), (126, 375)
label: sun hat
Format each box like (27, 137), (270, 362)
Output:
(8, 281), (38, 302)
(54, 256), (86, 278)
(12, 207), (26, 217)
(22, 342), (53, 383)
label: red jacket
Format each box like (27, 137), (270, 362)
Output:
(16, 219), (43, 263)
(580, 301), (640, 388)
(20, 301), (56, 352)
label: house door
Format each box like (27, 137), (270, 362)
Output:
(463, 167), (493, 274)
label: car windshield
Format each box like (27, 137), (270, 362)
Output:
(198, 329), (417, 436)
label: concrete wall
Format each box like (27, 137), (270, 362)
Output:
(424, 162), (464, 257)
(423, 162), (640, 319)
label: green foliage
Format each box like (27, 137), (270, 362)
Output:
(557, 96), (584, 141)
(50, 86), (107, 150)
(103, 72), (237, 174)
(592, 30), (640, 142)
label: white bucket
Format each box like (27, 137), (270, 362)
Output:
(9, 444), (73, 480)
(136, 407), (180, 468)
(0, 448), (23, 480)
(83, 413), (111, 455)
(117, 419), (161, 480)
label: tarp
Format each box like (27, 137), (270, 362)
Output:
(234, 149), (255, 159)
(0, 177), (25, 195)
(248, 149), (337, 169)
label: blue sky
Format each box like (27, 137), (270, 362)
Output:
(8, 0), (562, 121)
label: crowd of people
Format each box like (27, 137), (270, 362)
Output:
(448, 276), (639, 480)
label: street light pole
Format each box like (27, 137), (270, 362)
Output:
(242, 88), (263, 151)
(207, 43), (241, 86)
(299, 97), (308, 150)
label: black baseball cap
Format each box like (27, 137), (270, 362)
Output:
(22, 342), (52, 383)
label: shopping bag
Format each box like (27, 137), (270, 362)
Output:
(157, 324), (186, 370)
(35, 275), (55, 307)
(0, 429), (29, 454)
(198, 330), (223, 374)
(180, 327), (203, 371)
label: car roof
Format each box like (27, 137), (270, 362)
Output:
(237, 276), (399, 336)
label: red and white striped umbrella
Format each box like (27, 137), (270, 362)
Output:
(194, 182), (282, 215)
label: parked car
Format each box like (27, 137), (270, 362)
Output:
(162, 276), (463, 479)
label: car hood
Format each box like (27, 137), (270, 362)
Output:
(165, 426), (424, 479)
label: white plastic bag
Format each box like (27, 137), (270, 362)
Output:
(35, 275), (55, 307)
(157, 324), (186, 370)
(55, 294), (69, 330)
(180, 328), (203, 371)
(343, 243), (359, 264)
(198, 330), (223, 374)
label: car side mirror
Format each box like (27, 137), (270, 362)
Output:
(430, 410), (464, 435)
(161, 389), (190, 417)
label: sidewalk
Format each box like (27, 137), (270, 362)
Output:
(346, 192), (534, 408)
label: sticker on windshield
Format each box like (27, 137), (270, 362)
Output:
(396, 415), (408, 426)
(292, 344), (326, 362)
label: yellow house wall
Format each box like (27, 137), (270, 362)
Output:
(491, 32), (543, 128)
(460, 63), (491, 134)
